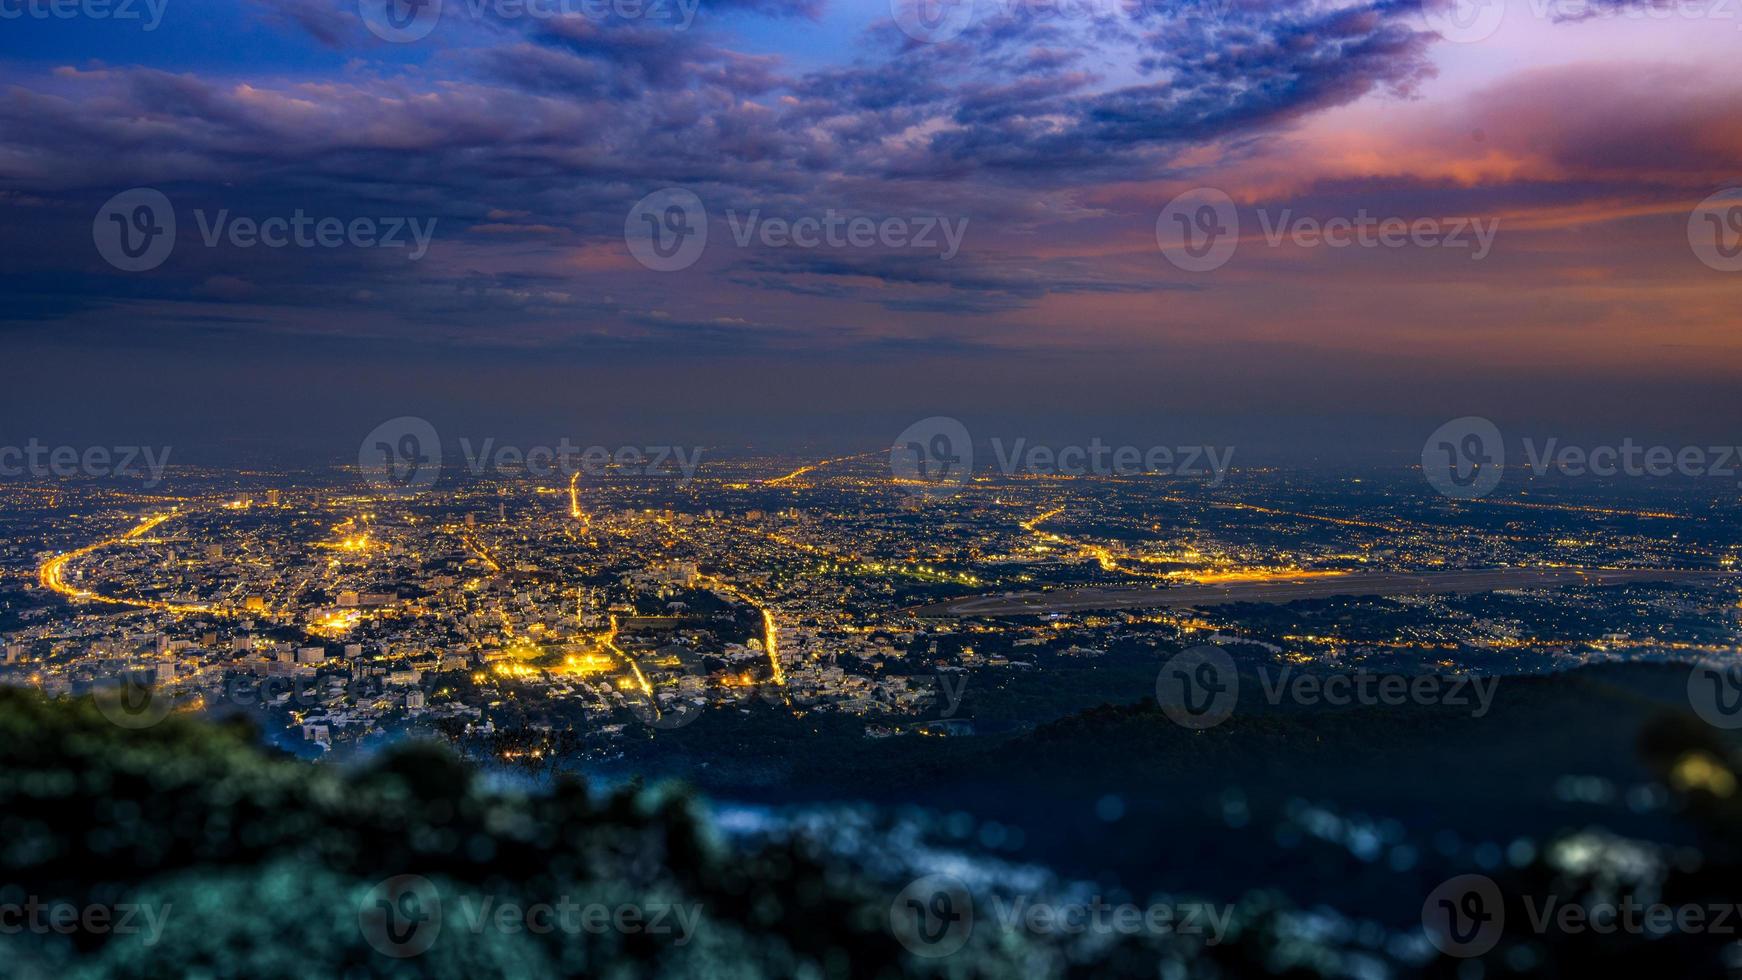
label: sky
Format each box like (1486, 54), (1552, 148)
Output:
(2, 0), (1740, 460)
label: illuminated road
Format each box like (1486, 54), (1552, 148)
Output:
(1468, 497), (1683, 521)
(600, 614), (655, 697)
(1021, 507), (1347, 585)
(764, 450), (879, 486)
(913, 567), (1732, 618)
(1022, 507), (1167, 579)
(38, 512), (216, 614)
(649, 514), (787, 686)
(695, 571), (786, 686)
(568, 472), (588, 525)
(458, 527), (504, 573)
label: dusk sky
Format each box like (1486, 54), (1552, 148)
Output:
(3, 0), (1740, 458)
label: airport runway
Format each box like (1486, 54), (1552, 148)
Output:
(911, 567), (1730, 618)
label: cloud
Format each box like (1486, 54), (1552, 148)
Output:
(1, 0), (1734, 376)
(728, 248), (1192, 314)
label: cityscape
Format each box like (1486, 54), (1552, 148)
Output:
(6, 444), (1739, 762)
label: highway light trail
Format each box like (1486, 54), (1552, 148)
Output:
(1022, 507), (1347, 585)
(696, 572), (786, 687)
(653, 514), (787, 686)
(1021, 507), (1168, 579)
(1467, 497), (1683, 521)
(568, 472), (589, 525)
(919, 567), (1731, 618)
(601, 614), (655, 698)
(459, 528), (504, 573)
(38, 512), (216, 614)
(764, 450), (879, 486)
